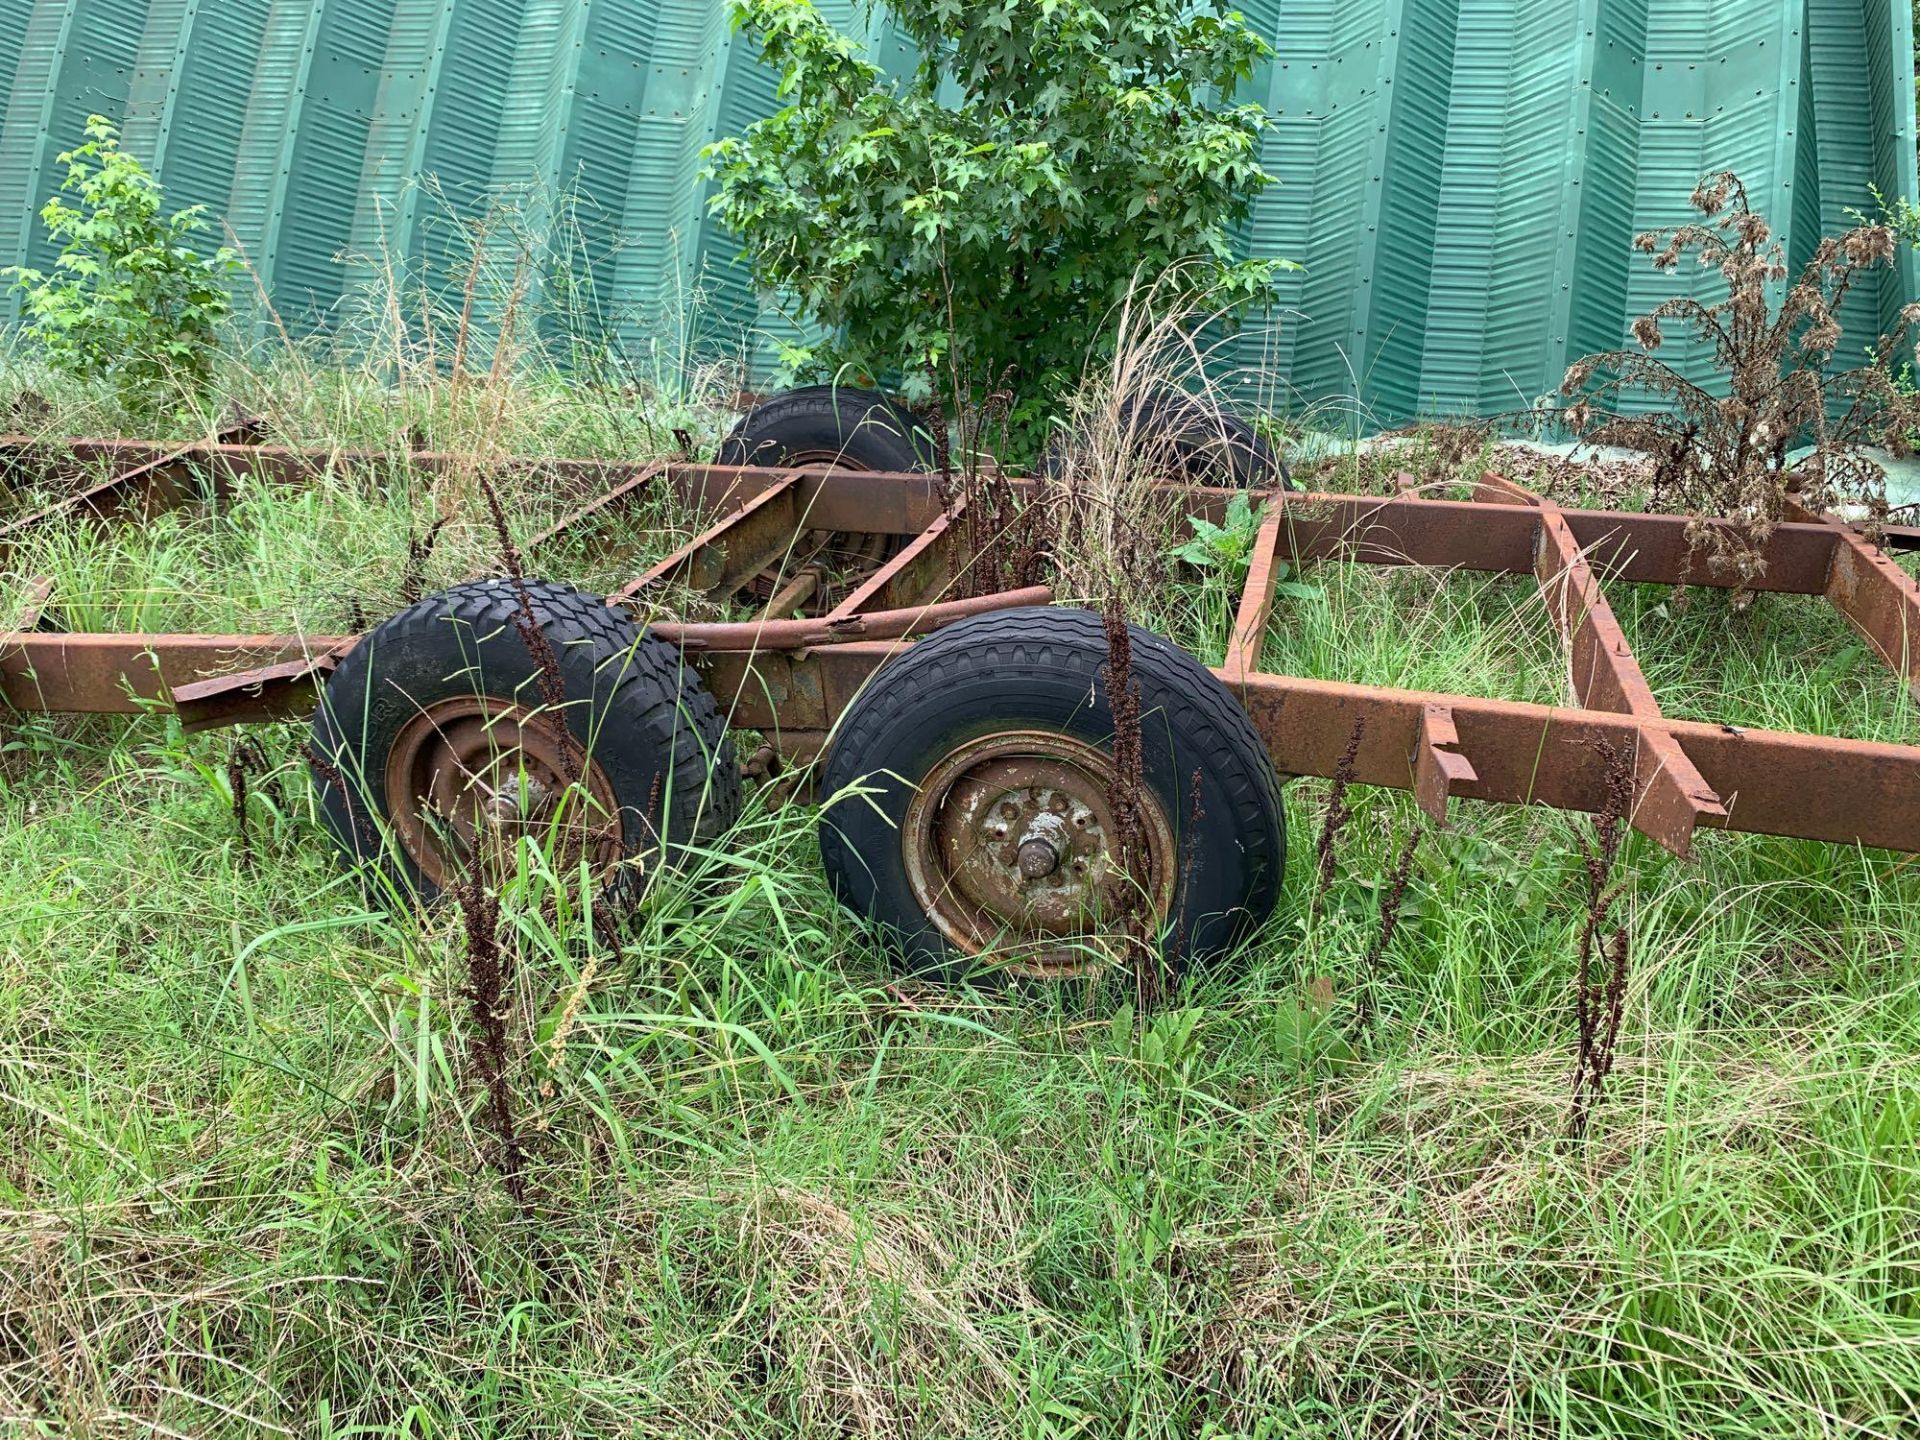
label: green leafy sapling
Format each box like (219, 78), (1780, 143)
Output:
(6, 116), (238, 411)
(704, 0), (1292, 450)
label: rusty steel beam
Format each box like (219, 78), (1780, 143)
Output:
(1223, 500), (1289, 681)
(171, 651), (348, 732)
(12, 576), (54, 632)
(612, 472), (809, 603)
(148, 581), (1054, 727)
(1783, 498), (1920, 700)
(1225, 672), (1920, 854)
(1535, 502), (1663, 715)
(1276, 492), (1844, 595)
(0, 421), (262, 562)
(1411, 702), (1479, 823)
(523, 461), (668, 559)
(654, 586), (1053, 654)
(714, 644), (1920, 853)
(6, 605), (1919, 857)
(12, 439), (1850, 596)
(1818, 521), (1919, 702)
(1530, 497), (1727, 855)
(828, 503), (967, 618)
(528, 462), (821, 562)
(0, 632), (352, 716)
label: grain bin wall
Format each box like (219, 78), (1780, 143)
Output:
(0, 0), (1913, 422)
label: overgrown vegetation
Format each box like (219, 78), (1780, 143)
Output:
(1562, 172), (1920, 600)
(3, 116), (237, 413)
(4, 100), (1920, 1440)
(705, 0), (1288, 448)
(7, 426), (1919, 1430)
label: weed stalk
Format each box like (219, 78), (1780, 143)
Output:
(1357, 821), (1422, 1030)
(1569, 740), (1635, 1138)
(1312, 717), (1367, 919)
(453, 870), (525, 1204)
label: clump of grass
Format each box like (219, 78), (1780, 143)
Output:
(1044, 267), (1281, 630)
(1321, 569), (1559, 686)
(1357, 820), (1422, 1029)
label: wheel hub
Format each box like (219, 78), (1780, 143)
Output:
(383, 695), (622, 889)
(904, 731), (1175, 977)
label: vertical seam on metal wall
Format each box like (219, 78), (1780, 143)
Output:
(258, 1), (325, 300)
(392, 0), (458, 268)
(150, 0), (201, 173)
(4, 0), (80, 321)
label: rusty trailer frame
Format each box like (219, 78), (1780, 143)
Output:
(4, 435), (1920, 860)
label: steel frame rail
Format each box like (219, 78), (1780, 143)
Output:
(5, 443), (1920, 856)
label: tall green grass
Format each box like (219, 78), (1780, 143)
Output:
(4, 231), (1919, 1431)
(5, 412), (1918, 1436)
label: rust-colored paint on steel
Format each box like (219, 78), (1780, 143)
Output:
(1277, 492), (1845, 596)
(13, 576), (54, 632)
(1527, 494), (1727, 854)
(617, 471), (809, 601)
(710, 639), (1920, 854)
(7, 444), (1920, 859)
(1534, 502), (1663, 715)
(1227, 671), (1920, 854)
(651, 586), (1055, 652)
(1222, 500), (1288, 681)
(828, 500), (967, 618)
(0, 421), (261, 563)
(1411, 703), (1478, 822)
(522, 461), (667, 559)
(1817, 520), (1920, 702)
(0, 632), (352, 714)
(170, 647), (353, 732)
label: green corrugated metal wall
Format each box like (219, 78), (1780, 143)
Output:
(0, 0), (1914, 421)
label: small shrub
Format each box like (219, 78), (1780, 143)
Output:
(704, 0), (1290, 448)
(5, 116), (238, 410)
(1562, 172), (1920, 601)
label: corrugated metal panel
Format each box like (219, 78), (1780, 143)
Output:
(0, 0), (1912, 422)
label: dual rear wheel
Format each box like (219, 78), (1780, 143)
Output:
(309, 589), (1284, 983)
(307, 387), (1287, 979)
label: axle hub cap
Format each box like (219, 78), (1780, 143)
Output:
(903, 731), (1176, 977)
(383, 695), (622, 889)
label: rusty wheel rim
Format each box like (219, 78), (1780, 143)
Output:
(383, 695), (622, 890)
(775, 446), (875, 471)
(903, 731), (1177, 979)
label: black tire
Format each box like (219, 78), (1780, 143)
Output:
(309, 578), (738, 904)
(1043, 389), (1292, 489)
(817, 606), (1285, 984)
(715, 384), (937, 471)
